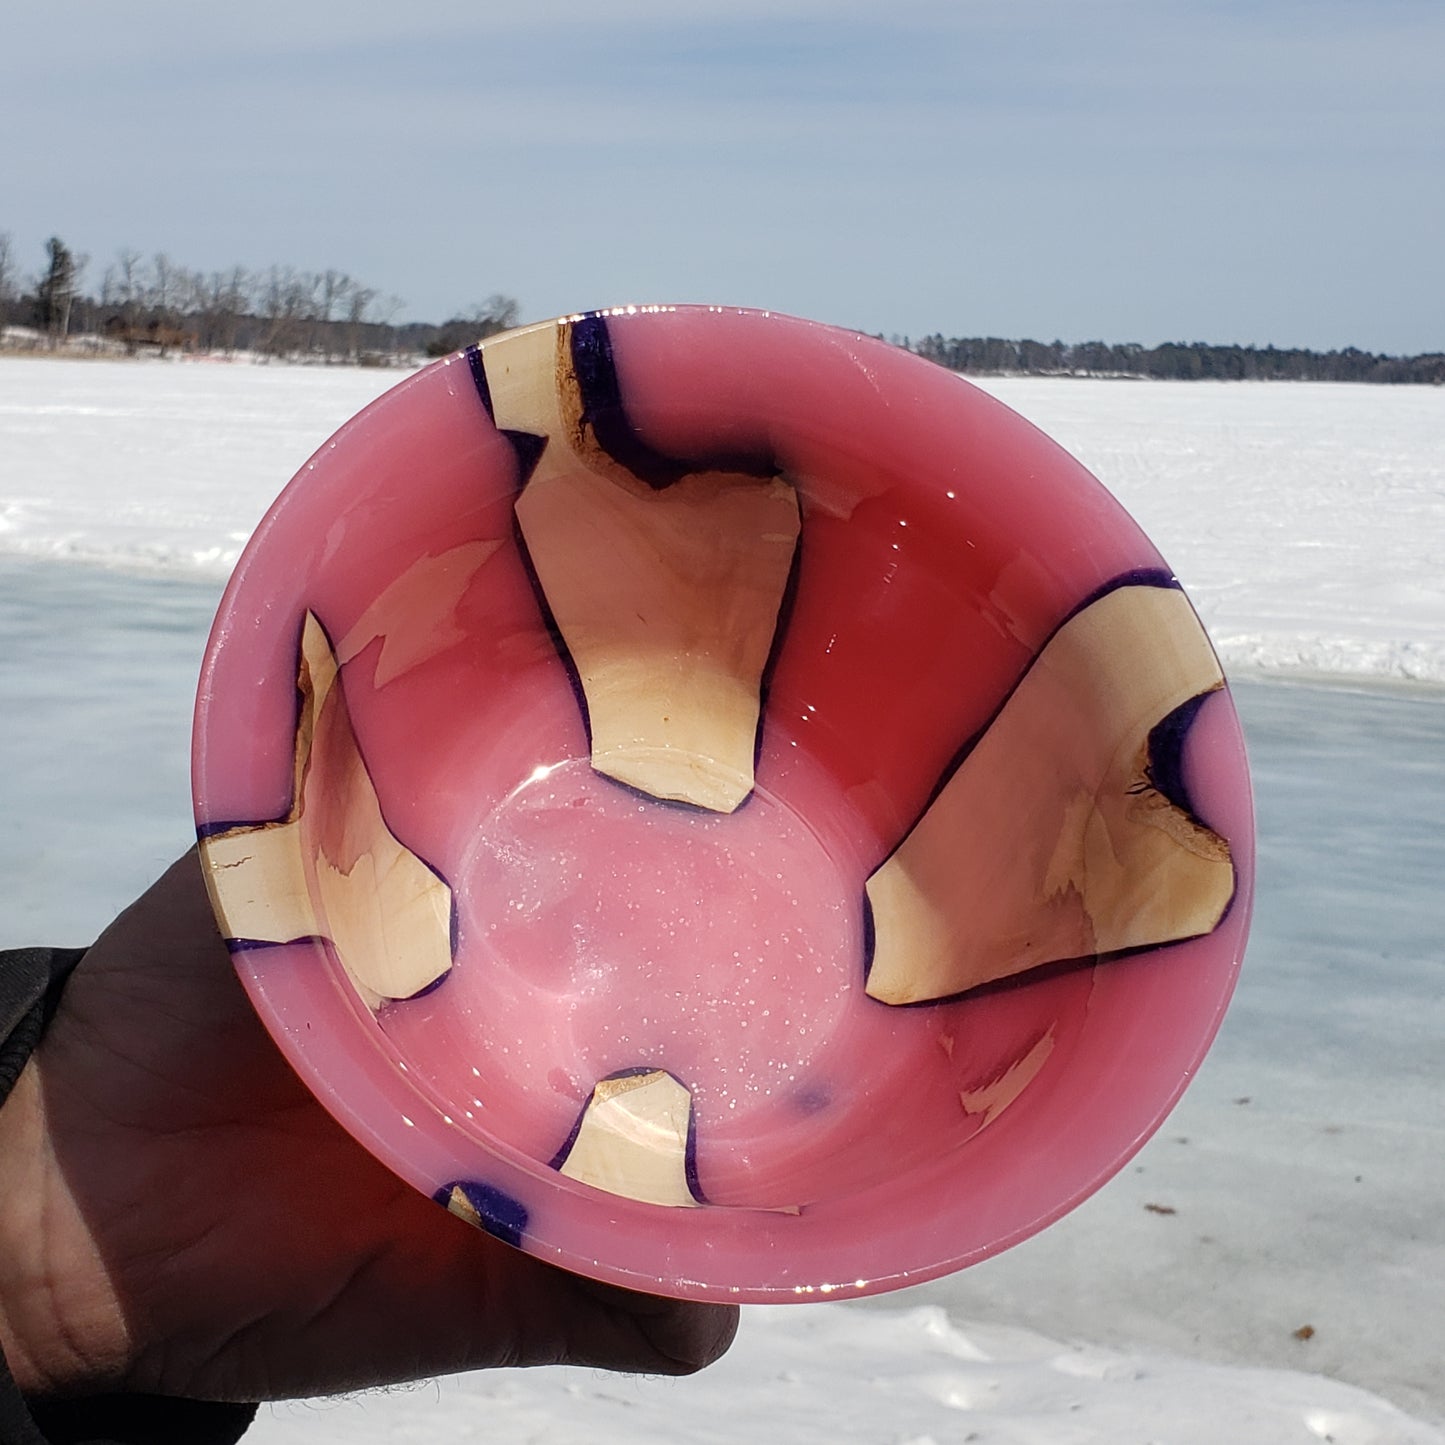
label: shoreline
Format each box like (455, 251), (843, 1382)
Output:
(5, 338), (1442, 387)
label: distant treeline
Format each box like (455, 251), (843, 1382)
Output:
(0, 233), (518, 362)
(4, 233), (1442, 381)
(906, 334), (1445, 384)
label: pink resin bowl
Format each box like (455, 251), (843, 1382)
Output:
(193, 306), (1254, 1302)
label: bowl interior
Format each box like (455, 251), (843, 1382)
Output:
(193, 306), (1253, 1299)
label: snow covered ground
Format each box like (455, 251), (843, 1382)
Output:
(2, 356), (1441, 683)
(979, 375), (1445, 685)
(2, 356), (1442, 1442)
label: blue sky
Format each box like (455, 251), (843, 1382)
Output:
(5, 0), (1442, 351)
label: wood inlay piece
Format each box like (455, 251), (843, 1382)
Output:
(482, 320), (799, 813)
(200, 612), (453, 1010)
(865, 585), (1235, 1005)
(557, 1070), (700, 1208)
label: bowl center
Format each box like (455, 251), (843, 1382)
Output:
(393, 753), (867, 1183)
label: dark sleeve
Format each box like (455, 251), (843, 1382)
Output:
(0, 947), (258, 1445)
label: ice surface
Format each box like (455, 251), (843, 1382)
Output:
(0, 357), (397, 574)
(2, 357), (1442, 1440)
(879, 676), (1445, 1428)
(974, 376), (1445, 684)
(2, 359), (1441, 682)
(246, 1304), (1445, 1444)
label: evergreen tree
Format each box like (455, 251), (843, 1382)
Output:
(36, 236), (81, 339)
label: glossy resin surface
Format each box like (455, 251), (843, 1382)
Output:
(193, 306), (1254, 1300)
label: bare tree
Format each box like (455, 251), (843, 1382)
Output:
(203, 266), (251, 354)
(423, 294), (522, 357)
(101, 247), (146, 349)
(318, 269), (354, 358)
(148, 252), (183, 329)
(257, 265), (321, 358)
(0, 231), (17, 323)
(473, 293), (520, 336)
(342, 280), (377, 360)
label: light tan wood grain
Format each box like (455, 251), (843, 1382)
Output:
(200, 612), (453, 1009)
(866, 585), (1235, 1005)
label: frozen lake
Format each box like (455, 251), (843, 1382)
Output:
(1, 357), (1442, 1440)
(4, 358), (1442, 682)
